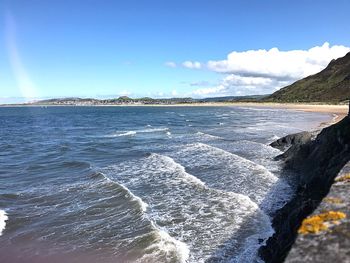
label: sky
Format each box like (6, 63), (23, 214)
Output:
(1, 0), (350, 103)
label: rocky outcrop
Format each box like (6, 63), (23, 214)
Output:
(269, 131), (314, 151)
(259, 116), (350, 262)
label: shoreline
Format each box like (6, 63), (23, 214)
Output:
(1, 102), (347, 122)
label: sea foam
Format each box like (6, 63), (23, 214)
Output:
(138, 221), (190, 263)
(149, 153), (206, 187)
(100, 173), (148, 212)
(0, 210), (8, 236)
(109, 128), (169, 137)
(116, 131), (137, 137)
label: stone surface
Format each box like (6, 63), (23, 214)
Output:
(285, 164), (350, 263)
(259, 116), (350, 263)
(269, 131), (313, 151)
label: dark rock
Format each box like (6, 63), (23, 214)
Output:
(270, 131), (313, 151)
(259, 116), (350, 262)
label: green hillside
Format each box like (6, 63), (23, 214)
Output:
(266, 52), (350, 103)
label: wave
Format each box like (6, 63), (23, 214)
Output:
(149, 153), (206, 187)
(139, 128), (169, 133)
(190, 142), (278, 180)
(100, 153), (284, 262)
(137, 221), (190, 263)
(171, 142), (293, 214)
(116, 131), (137, 137)
(101, 153), (274, 261)
(195, 131), (223, 140)
(99, 173), (148, 212)
(268, 135), (280, 142)
(0, 210), (8, 236)
(108, 128), (169, 137)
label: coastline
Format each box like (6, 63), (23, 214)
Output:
(1, 102), (347, 122)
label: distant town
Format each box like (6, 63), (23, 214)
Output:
(4, 95), (267, 106)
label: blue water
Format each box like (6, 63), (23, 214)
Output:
(0, 106), (330, 262)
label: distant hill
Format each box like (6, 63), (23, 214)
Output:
(20, 95), (266, 106)
(266, 52), (350, 103)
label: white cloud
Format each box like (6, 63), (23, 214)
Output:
(182, 61), (201, 69)
(118, 90), (131, 96)
(192, 85), (226, 96)
(190, 42), (350, 97)
(165, 61), (177, 68)
(171, 90), (178, 96)
(207, 42), (350, 80)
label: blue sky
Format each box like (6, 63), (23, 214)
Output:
(1, 0), (350, 102)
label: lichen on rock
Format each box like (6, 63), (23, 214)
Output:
(323, 197), (344, 204)
(298, 211), (347, 235)
(335, 173), (350, 183)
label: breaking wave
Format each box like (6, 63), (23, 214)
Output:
(0, 210), (8, 236)
(107, 128), (170, 137)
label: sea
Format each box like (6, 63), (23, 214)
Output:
(0, 106), (331, 263)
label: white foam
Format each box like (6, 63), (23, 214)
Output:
(191, 142), (279, 181)
(331, 113), (339, 123)
(269, 135), (280, 142)
(173, 142), (293, 214)
(102, 152), (275, 261)
(100, 173), (148, 212)
(149, 153), (205, 187)
(118, 183), (149, 212)
(109, 131), (136, 137)
(108, 128), (169, 137)
(0, 210), (8, 236)
(139, 221), (190, 263)
(139, 128), (169, 133)
(196, 131), (222, 140)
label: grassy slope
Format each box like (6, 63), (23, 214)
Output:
(266, 52), (350, 103)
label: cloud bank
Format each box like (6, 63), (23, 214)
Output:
(184, 42), (350, 97)
(207, 42), (349, 80)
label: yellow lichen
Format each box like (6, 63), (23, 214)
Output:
(298, 211), (347, 235)
(323, 197), (343, 204)
(335, 174), (350, 183)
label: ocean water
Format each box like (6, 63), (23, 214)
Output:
(0, 106), (330, 263)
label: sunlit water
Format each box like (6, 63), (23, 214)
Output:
(0, 106), (330, 262)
